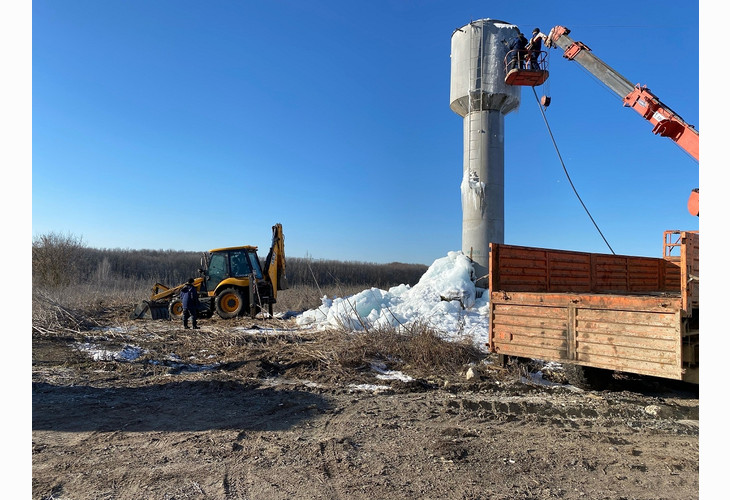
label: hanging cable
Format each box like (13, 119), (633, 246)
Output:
(531, 87), (615, 255)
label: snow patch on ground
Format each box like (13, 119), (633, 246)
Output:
(348, 383), (392, 393)
(371, 362), (414, 382)
(76, 343), (145, 362)
(231, 325), (301, 335)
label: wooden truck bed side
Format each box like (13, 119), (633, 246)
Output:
(489, 291), (684, 380)
(488, 233), (698, 383)
(488, 243), (682, 295)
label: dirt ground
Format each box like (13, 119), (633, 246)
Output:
(32, 309), (699, 500)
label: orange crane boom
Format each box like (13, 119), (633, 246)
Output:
(545, 26), (699, 214)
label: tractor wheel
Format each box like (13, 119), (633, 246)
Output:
(168, 299), (184, 319)
(215, 288), (245, 319)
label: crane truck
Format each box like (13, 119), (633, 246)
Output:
(490, 26), (699, 386)
(131, 224), (288, 321)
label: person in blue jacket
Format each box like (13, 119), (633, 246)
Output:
(180, 278), (200, 329)
(508, 31), (528, 70)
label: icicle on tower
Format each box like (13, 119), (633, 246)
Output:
(450, 19), (521, 283)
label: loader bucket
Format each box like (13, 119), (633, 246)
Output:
(130, 300), (170, 320)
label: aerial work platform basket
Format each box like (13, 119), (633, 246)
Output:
(504, 49), (549, 86)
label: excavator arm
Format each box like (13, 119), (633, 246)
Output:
(263, 223), (288, 294)
(545, 26), (699, 214)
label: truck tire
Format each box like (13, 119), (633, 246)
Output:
(216, 288), (245, 319)
(168, 299), (184, 319)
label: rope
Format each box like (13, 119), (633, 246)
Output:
(531, 87), (616, 255)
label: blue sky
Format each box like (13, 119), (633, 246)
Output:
(29, 0), (702, 265)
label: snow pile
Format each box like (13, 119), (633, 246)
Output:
(296, 251), (491, 347)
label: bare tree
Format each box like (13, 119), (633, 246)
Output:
(32, 232), (87, 288)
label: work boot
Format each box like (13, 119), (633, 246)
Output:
(183, 323), (189, 329)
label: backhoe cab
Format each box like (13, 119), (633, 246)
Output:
(131, 224), (288, 321)
(201, 245), (273, 319)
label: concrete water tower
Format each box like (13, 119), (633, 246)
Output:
(450, 19), (521, 284)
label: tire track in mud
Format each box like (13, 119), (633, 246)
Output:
(217, 393), (339, 500)
(443, 390), (699, 435)
(283, 391), (417, 499)
(273, 375), (698, 438)
(310, 400), (369, 498)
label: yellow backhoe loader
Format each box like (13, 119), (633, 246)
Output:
(130, 224), (288, 320)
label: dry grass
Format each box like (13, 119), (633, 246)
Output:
(32, 290), (103, 336)
(33, 282), (486, 385)
(32, 281), (150, 336)
(282, 322), (485, 380)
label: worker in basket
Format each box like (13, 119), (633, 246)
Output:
(526, 27), (547, 70)
(508, 31), (528, 70)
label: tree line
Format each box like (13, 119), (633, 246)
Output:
(32, 232), (428, 290)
